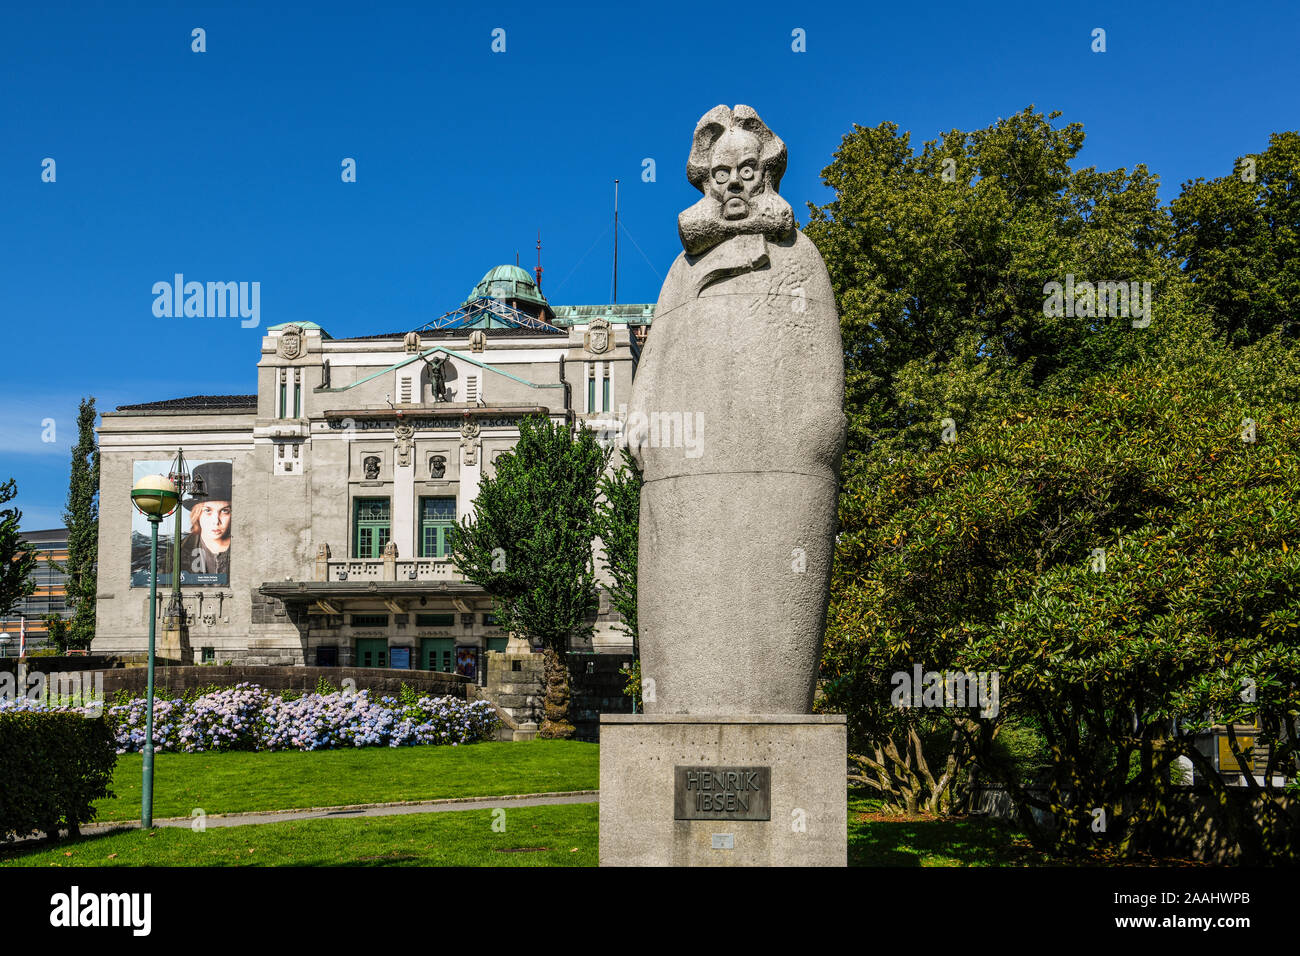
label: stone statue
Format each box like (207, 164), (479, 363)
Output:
(430, 454), (446, 478)
(627, 104), (845, 715)
(433, 357), (446, 402)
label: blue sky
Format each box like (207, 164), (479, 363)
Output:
(2, 0), (1297, 529)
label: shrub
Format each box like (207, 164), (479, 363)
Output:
(0, 711), (116, 839)
(102, 683), (500, 753)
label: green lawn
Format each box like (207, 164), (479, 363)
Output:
(92, 740), (598, 822)
(4, 797), (1040, 868)
(2, 748), (1062, 867)
(847, 795), (1049, 866)
(1, 803), (597, 867)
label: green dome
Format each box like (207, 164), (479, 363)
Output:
(463, 264), (548, 308)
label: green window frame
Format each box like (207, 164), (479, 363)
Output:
(587, 368), (596, 413)
(294, 382), (301, 418)
(602, 368), (610, 412)
(353, 497), (391, 558)
(419, 496), (457, 558)
(201, 646), (215, 664)
(279, 377), (287, 419)
(415, 612), (455, 628)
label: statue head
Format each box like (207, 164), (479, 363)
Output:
(679, 105), (794, 255)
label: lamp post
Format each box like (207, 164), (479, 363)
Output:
(164, 449), (203, 657)
(131, 474), (178, 830)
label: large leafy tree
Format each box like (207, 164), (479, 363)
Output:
(594, 448), (643, 708)
(804, 106), (1177, 462)
(0, 479), (38, 622)
(594, 448), (641, 656)
(824, 323), (1300, 860)
(58, 397), (100, 650)
(1171, 131), (1300, 347)
(450, 415), (608, 738)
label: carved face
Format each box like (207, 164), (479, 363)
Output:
(708, 128), (762, 221)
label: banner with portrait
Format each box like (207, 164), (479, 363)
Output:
(130, 459), (233, 587)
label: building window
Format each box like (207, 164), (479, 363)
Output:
(587, 364), (596, 413)
(278, 370), (287, 419)
(315, 645), (339, 666)
(483, 613), (499, 627)
(353, 498), (391, 558)
(419, 496), (457, 558)
(201, 646), (215, 664)
(351, 613), (389, 629)
(415, 612), (455, 628)
(356, 638), (387, 668)
(294, 369), (302, 418)
(602, 363), (610, 412)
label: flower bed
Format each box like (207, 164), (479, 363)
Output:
(0, 683), (500, 754)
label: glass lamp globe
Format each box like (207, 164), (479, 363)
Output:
(131, 474), (180, 517)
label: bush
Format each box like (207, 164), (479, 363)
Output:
(0, 711), (116, 839)
(103, 683), (500, 753)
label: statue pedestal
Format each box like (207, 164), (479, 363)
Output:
(598, 713), (846, 867)
(159, 616), (191, 665)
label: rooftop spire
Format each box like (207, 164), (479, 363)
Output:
(535, 231), (543, 290)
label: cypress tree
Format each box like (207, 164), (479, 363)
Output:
(60, 397), (100, 650)
(0, 479), (37, 621)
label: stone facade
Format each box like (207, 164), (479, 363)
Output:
(93, 266), (650, 673)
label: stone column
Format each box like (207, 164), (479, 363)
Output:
(393, 427), (415, 559)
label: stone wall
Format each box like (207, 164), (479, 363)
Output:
(100, 664), (469, 699)
(479, 650), (636, 741)
(482, 651), (545, 726)
(568, 652), (635, 742)
(0, 655), (134, 678)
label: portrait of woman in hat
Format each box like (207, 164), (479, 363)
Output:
(179, 461), (233, 581)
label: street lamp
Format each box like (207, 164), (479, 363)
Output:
(165, 449), (202, 651)
(131, 474), (178, 830)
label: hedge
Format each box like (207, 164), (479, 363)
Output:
(0, 712), (117, 839)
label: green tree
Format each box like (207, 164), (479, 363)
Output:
(804, 106), (1178, 462)
(0, 479), (38, 621)
(594, 447), (641, 657)
(43, 612), (70, 655)
(449, 415), (608, 738)
(824, 325), (1300, 859)
(58, 397), (99, 651)
(1171, 131), (1300, 347)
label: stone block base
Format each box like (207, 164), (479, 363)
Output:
(599, 714), (846, 866)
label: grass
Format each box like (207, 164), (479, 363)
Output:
(1, 803), (597, 867)
(92, 739), (598, 821)
(1, 750), (1089, 867)
(847, 793), (1051, 866)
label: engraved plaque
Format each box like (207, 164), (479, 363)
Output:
(711, 834), (734, 849)
(674, 766), (771, 821)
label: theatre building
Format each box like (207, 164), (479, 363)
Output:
(92, 265), (651, 678)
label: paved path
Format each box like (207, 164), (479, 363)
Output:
(78, 790), (600, 833)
